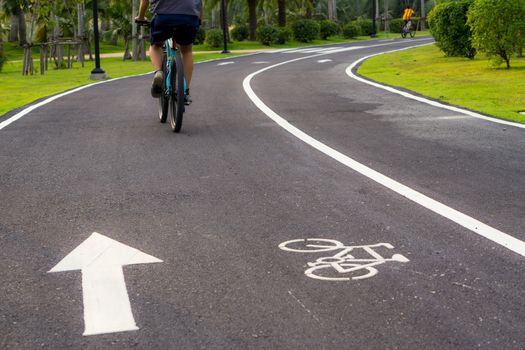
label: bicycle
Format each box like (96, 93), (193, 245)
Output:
(401, 19), (416, 38)
(136, 20), (186, 133)
(279, 238), (409, 281)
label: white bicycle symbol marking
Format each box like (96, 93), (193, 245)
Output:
(279, 238), (410, 281)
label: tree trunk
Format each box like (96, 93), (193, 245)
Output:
(9, 15), (19, 42)
(132, 0), (138, 60)
(305, 0), (313, 19)
(278, 0), (286, 26)
(18, 12), (28, 46)
(420, 0), (426, 30)
(248, 0), (257, 41)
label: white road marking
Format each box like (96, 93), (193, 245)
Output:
(279, 240), (409, 281)
(345, 45), (525, 130)
(253, 61), (271, 64)
(317, 59), (332, 63)
(242, 44), (525, 258)
(0, 72), (152, 130)
(49, 232), (162, 336)
(217, 61), (235, 66)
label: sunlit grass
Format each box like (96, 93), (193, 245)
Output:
(358, 44), (525, 123)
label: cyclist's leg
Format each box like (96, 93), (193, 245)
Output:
(150, 44), (163, 72)
(179, 44), (193, 89)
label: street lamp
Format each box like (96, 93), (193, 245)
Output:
(89, 0), (107, 80)
(370, 0), (377, 38)
(220, 0), (230, 54)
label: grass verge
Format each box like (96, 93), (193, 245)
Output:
(358, 44), (525, 123)
(0, 52), (241, 117)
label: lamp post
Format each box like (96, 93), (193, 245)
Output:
(89, 0), (107, 80)
(370, 0), (377, 38)
(220, 0), (230, 54)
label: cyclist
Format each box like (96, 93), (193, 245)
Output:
(136, 0), (202, 105)
(402, 5), (414, 25)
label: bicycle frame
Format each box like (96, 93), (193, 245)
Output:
(163, 38), (187, 97)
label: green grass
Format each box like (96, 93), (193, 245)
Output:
(358, 44), (525, 123)
(0, 52), (241, 117)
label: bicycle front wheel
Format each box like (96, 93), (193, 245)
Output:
(168, 51), (185, 133)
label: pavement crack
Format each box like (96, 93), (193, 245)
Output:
(287, 290), (321, 324)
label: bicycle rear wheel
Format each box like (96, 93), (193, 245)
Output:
(168, 51), (185, 133)
(158, 56), (168, 123)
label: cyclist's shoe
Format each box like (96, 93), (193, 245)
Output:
(151, 70), (163, 98)
(184, 89), (192, 106)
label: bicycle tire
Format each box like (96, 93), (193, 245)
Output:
(169, 51), (185, 133)
(410, 30), (416, 38)
(304, 263), (379, 281)
(158, 56), (169, 123)
(278, 238), (344, 253)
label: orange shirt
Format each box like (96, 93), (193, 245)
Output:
(403, 8), (414, 21)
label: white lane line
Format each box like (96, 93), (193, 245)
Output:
(242, 44), (525, 258)
(217, 61), (235, 66)
(345, 45), (525, 130)
(0, 72), (153, 130)
(253, 61), (271, 64)
(317, 59), (333, 63)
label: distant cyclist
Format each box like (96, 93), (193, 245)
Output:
(402, 5), (414, 25)
(136, 0), (202, 105)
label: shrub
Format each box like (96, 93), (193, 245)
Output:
(467, 0), (525, 68)
(355, 18), (374, 36)
(428, 0), (476, 59)
(205, 28), (224, 48)
(257, 25), (279, 45)
(342, 22), (361, 39)
(389, 18), (405, 33)
(319, 20), (340, 39)
(292, 19), (320, 42)
(231, 24), (249, 42)
(275, 27), (292, 44)
(194, 27), (206, 45)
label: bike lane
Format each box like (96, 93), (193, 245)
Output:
(0, 38), (523, 349)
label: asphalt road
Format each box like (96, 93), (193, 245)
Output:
(1, 37), (525, 349)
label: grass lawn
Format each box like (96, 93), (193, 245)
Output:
(358, 44), (525, 123)
(0, 52), (241, 117)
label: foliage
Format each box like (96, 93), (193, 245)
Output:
(275, 26), (292, 44)
(257, 25), (279, 45)
(467, 0), (525, 68)
(231, 23), (249, 41)
(319, 20), (340, 39)
(292, 19), (319, 42)
(389, 18), (405, 33)
(428, 0), (476, 59)
(342, 22), (360, 39)
(194, 27), (206, 45)
(205, 28), (224, 48)
(355, 18), (373, 36)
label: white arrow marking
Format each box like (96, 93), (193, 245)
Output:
(49, 232), (162, 336)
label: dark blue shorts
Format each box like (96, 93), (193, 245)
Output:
(150, 14), (199, 46)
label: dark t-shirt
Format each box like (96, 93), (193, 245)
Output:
(150, 0), (201, 17)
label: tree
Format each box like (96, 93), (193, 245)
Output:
(428, 0), (476, 59)
(277, 0), (286, 26)
(2, 0), (28, 46)
(467, 0), (525, 68)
